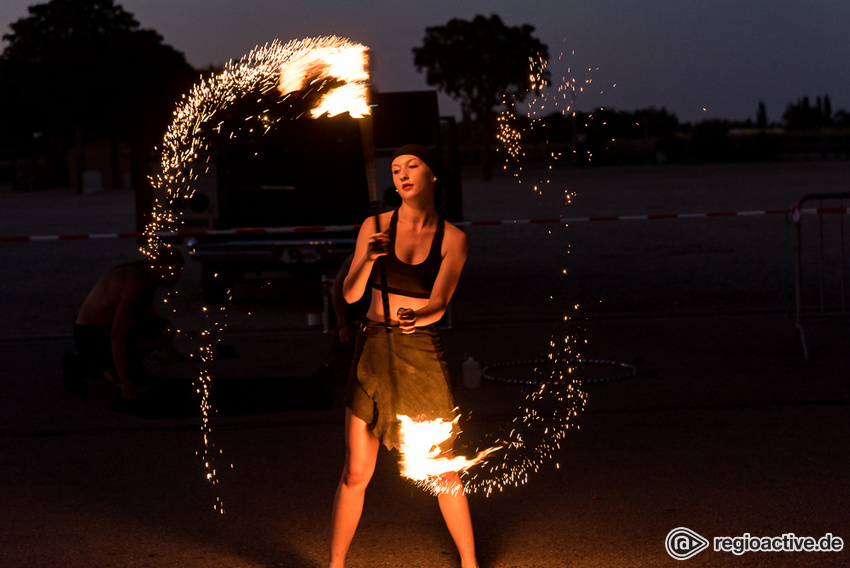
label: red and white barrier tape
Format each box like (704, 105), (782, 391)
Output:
(2, 206), (846, 243)
(789, 204), (850, 223)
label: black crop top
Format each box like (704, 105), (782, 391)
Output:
(371, 209), (444, 299)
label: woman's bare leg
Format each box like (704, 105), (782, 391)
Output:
(328, 408), (380, 568)
(437, 472), (479, 568)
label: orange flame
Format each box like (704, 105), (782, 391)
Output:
(278, 41), (370, 118)
(397, 414), (501, 495)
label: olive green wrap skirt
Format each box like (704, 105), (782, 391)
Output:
(345, 320), (458, 451)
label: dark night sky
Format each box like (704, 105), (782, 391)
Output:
(3, 0), (849, 124)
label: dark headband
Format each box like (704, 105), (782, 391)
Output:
(391, 144), (438, 176)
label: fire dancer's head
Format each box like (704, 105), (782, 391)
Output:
(391, 144), (442, 207)
(392, 144), (438, 176)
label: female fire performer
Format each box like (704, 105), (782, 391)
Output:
(328, 144), (477, 568)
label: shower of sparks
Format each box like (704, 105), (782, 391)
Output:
(496, 53), (548, 186)
(497, 46), (614, 201)
(461, 344), (588, 496)
(397, 414), (501, 496)
(140, 36), (371, 513)
(476, 43), (623, 496)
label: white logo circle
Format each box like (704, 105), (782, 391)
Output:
(666, 527), (710, 560)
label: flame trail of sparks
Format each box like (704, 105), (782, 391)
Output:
(145, 36), (370, 254)
(462, 369), (588, 497)
(141, 36), (371, 513)
(145, 35), (591, 504)
(472, 44), (621, 496)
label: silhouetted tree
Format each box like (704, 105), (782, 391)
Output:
(413, 14), (549, 180)
(0, 0), (194, 190)
(782, 95), (835, 130)
(757, 101), (768, 129)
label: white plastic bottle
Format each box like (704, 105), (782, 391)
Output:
(462, 356), (481, 389)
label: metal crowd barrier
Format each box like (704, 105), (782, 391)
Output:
(790, 192), (850, 359)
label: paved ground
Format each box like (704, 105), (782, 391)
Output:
(1, 161), (849, 567)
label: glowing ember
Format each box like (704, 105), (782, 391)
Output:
(397, 414), (501, 495)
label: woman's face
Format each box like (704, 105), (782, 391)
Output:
(391, 155), (434, 198)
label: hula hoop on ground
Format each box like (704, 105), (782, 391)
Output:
(481, 358), (638, 385)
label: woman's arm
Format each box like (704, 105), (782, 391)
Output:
(343, 215), (388, 304)
(397, 223), (468, 333)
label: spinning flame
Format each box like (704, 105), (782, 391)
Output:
(397, 414), (501, 495)
(278, 42), (371, 118)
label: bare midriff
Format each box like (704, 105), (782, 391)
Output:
(365, 288), (429, 326)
